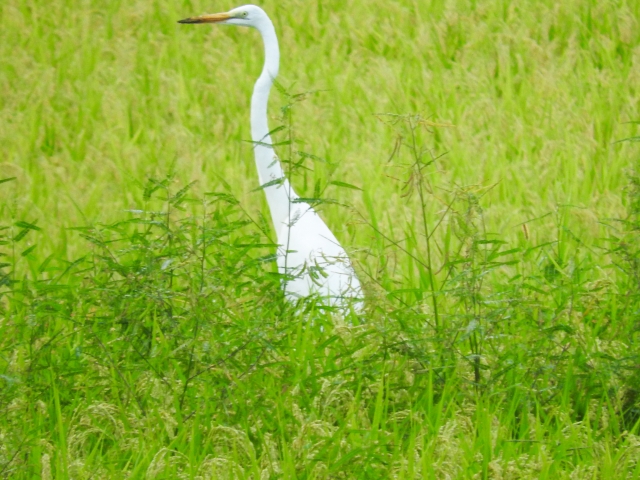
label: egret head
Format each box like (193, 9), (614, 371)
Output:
(178, 5), (266, 28)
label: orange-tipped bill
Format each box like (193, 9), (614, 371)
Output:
(178, 12), (232, 24)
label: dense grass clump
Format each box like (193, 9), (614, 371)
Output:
(2, 0), (640, 478)
(1, 162), (640, 477)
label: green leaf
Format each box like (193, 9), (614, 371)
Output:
(267, 125), (286, 136)
(329, 181), (362, 191)
(205, 193), (239, 205)
(39, 254), (54, 273)
(14, 229), (30, 242)
(613, 136), (640, 144)
(293, 197), (340, 205)
(0, 177), (16, 185)
(298, 151), (330, 164)
(251, 139), (291, 147)
(521, 283), (547, 294)
(476, 239), (507, 245)
(170, 181), (197, 205)
(253, 178), (285, 191)
(544, 324), (575, 335)
(21, 245), (37, 257)
(14, 221), (41, 231)
(487, 247), (521, 261)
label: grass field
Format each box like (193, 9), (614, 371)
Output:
(1, 0), (640, 477)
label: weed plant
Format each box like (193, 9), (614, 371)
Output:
(2, 116), (640, 477)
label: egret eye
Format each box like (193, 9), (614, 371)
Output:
(241, 11), (248, 18)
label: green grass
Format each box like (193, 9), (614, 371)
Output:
(1, 0), (640, 478)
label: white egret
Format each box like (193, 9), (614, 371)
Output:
(179, 5), (363, 311)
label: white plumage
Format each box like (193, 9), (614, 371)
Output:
(180, 5), (363, 311)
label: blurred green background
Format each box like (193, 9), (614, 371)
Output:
(1, 0), (638, 259)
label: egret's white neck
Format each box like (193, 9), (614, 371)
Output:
(251, 19), (278, 141)
(251, 16), (298, 232)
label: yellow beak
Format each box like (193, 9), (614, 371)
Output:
(178, 12), (232, 24)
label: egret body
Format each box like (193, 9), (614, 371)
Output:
(179, 5), (363, 311)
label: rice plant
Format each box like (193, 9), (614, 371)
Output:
(1, 0), (640, 477)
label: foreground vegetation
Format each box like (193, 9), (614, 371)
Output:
(1, 0), (640, 477)
(2, 163), (640, 478)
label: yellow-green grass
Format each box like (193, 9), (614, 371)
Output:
(2, 0), (640, 477)
(1, 0), (638, 253)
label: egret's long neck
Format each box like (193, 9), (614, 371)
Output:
(252, 18), (298, 232)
